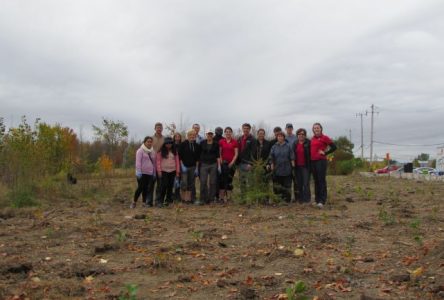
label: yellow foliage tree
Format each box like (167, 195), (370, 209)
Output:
(98, 154), (113, 175)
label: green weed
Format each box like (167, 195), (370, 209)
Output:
(286, 280), (309, 300)
(118, 283), (138, 300)
(378, 207), (396, 226)
(116, 229), (127, 243)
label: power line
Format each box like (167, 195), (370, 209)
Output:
(374, 141), (444, 147)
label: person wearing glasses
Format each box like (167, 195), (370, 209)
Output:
(310, 123), (337, 208)
(294, 128), (311, 204)
(269, 131), (295, 203)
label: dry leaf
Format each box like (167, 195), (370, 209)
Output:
(84, 275), (94, 284)
(408, 266), (424, 278)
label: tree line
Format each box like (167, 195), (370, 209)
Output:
(0, 116), (359, 207)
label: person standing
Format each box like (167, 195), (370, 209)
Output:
(151, 122), (164, 206)
(269, 126), (282, 148)
(214, 127), (224, 144)
(237, 123), (256, 200)
(310, 123), (337, 208)
(255, 128), (271, 163)
(199, 131), (221, 204)
(269, 132), (295, 203)
(285, 123), (298, 202)
(192, 123), (204, 144)
(213, 127), (224, 199)
(294, 128), (311, 203)
(172, 132), (183, 202)
(219, 127), (238, 202)
(179, 130), (201, 203)
(156, 137), (180, 207)
(152, 122), (165, 152)
(285, 123), (297, 146)
(132, 136), (156, 208)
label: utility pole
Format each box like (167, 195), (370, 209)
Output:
(349, 129), (352, 144)
(355, 112), (365, 160)
(367, 104), (379, 164)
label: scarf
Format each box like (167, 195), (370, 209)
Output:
(141, 144), (153, 154)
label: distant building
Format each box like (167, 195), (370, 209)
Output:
(437, 146), (444, 172)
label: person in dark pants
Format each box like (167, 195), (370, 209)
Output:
(199, 131), (221, 204)
(237, 123), (256, 200)
(213, 127), (224, 199)
(132, 136), (156, 208)
(156, 137), (180, 207)
(294, 128), (311, 203)
(178, 130), (201, 203)
(269, 132), (295, 203)
(151, 122), (164, 206)
(310, 123), (337, 208)
(172, 132), (183, 202)
(255, 128), (271, 163)
(285, 123), (298, 201)
(218, 127), (238, 202)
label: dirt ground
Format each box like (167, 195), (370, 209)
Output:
(0, 175), (443, 300)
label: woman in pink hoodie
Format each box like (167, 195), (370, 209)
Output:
(156, 137), (180, 207)
(132, 136), (157, 208)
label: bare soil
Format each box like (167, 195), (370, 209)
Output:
(0, 175), (443, 299)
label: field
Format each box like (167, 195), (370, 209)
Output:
(0, 174), (443, 299)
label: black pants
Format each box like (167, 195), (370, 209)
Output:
(311, 160), (327, 204)
(220, 162), (235, 191)
(292, 170), (299, 201)
(134, 174), (154, 204)
(295, 166), (311, 203)
(173, 175), (181, 202)
(159, 171), (176, 205)
(273, 175), (292, 202)
(149, 176), (162, 205)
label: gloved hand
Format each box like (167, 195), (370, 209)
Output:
(174, 177), (181, 189)
(136, 171), (142, 179)
(218, 165), (222, 174)
(194, 168), (199, 177)
(181, 162), (187, 172)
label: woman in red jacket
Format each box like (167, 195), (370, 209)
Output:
(310, 123), (336, 208)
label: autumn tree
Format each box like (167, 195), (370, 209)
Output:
(92, 118), (128, 166)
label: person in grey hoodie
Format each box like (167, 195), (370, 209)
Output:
(269, 131), (295, 203)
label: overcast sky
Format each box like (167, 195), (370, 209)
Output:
(1, 0), (443, 161)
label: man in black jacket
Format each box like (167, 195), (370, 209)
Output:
(237, 123), (256, 200)
(178, 130), (201, 203)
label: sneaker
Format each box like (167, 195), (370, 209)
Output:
(317, 203), (324, 209)
(130, 202), (136, 209)
(194, 200), (203, 205)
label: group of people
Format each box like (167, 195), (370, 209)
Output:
(132, 122), (336, 209)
